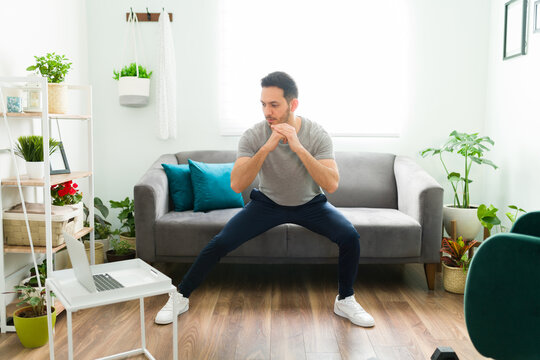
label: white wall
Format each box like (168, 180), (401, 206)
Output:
(482, 0), (540, 226)
(0, 0), (89, 287)
(86, 0), (492, 209)
(0, 0), (500, 250)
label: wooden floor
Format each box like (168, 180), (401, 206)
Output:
(0, 263), (486, 360)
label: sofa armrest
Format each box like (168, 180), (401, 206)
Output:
(134, 154), (177, 262)
(394, 156), (443, 263)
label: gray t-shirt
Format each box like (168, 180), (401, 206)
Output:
(237, 116), (334, 206)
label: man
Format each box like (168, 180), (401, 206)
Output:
(155, 71), (374, 327)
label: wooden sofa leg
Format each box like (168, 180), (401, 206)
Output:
(424, 263), (437, 290)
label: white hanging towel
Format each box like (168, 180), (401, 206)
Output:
(157, 9), (177, 139)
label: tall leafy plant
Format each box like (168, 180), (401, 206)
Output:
(14, 135), (60, 162)
(110, 197), (135, 237)
(420, 131), (498, 208)
(83, 197), (113, 240)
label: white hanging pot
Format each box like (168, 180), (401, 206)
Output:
(443, 205), (482, 240)
(118, 77), (150, 107)
(26, 161), (44, 179)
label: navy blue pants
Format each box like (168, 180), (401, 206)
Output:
(178, 189), (360, 298)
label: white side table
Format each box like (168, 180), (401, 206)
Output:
(45, 260), (178, 360)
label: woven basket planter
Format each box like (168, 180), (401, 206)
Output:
(2, 203), (81, 247)
(48, 83), (68, 114)
(442, 263), (468, 294)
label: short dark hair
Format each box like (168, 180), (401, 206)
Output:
(261, 71), (298, 102)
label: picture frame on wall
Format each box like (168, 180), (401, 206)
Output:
(503, 0), (529, 60)
(534, 0), (540, 33)
(50, 142), (71, 175)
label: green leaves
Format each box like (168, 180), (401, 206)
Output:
(14, 135), (60, 162)
(14, 285), (48, 317)
(477, 204), (527, 232)
(505, 205), (527, 225)
(441, 236), (477, 271)
(110, 237), (133, 255)
(110, 197), (135, 237)
(112, 62), (153, 80)
(477, 204), (501, 230)
(419, 130), (497, 208)
(26, 52), (72, 83)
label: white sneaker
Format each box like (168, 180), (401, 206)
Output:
(155, 291), (189, 325)
(334, 295), (375, 327)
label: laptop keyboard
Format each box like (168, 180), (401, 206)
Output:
(93, 273), (124, 292)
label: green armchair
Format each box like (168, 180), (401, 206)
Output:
(464, 211), (540, 360)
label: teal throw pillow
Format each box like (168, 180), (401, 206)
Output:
(161, 163), (194, 211)
(188, 159), (244, 212)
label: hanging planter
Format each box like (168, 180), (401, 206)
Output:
(114, 12), (152, 107)
(115, 67), (152, 107)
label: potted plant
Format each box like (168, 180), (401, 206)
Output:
(106, 236), (136, 262)
(26, 52), (72, 114)
(420, 131), (498, 239)
(477, 204), (527, 236)
(441, 236), (477, 294)
(51, 180), (84, 232)
(10, 285), (56, 348)
(81, 197), (113, 264)
(113, 62), (152, 106)
(14, 135), (60, 178)
(20, 259), (48, 288)
(110, 197), (136, 250)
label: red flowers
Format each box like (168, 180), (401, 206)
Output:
(51, 180), (82, 206)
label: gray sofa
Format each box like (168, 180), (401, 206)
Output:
(134, 150), (443, 290)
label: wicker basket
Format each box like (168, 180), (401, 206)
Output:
(442, 263), (468, 294)
(48, 83), (68, 114)
(3, 202), (81, 247)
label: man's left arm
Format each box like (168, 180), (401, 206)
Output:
(272, 123), (339, 193)
(296, 149), (339, 193)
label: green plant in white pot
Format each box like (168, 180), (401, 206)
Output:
(26, 52), (72, 114)
(420, 131), (498, 239)
(113, 62), (152, 107)
(14, 135), (60, 179)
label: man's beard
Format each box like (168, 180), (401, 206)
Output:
(266, 106), (291, 125)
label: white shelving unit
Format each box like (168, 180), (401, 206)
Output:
(0, 76), (95, 333)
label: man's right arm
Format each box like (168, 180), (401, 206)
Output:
(230, 131), (283, 193)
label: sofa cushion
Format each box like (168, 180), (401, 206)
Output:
(161, 163), (194, 211)
(175, 151), (258, 206)
(287, 208), (422, 258)
(155, 208), (287, 257)
(188, 159), (244, 212)
(327, 152), (398, 209)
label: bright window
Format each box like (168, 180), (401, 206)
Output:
(218, 0), (410, 136)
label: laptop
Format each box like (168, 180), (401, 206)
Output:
(64, 232), (124, 293)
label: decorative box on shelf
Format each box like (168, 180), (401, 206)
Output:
(2, 202), (83, 247)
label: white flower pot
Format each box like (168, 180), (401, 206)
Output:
(118, 77), (150, 107)
(443, 205), (482, 240)
(68, 202), (84, 232)
(26, 161), (44, 179)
